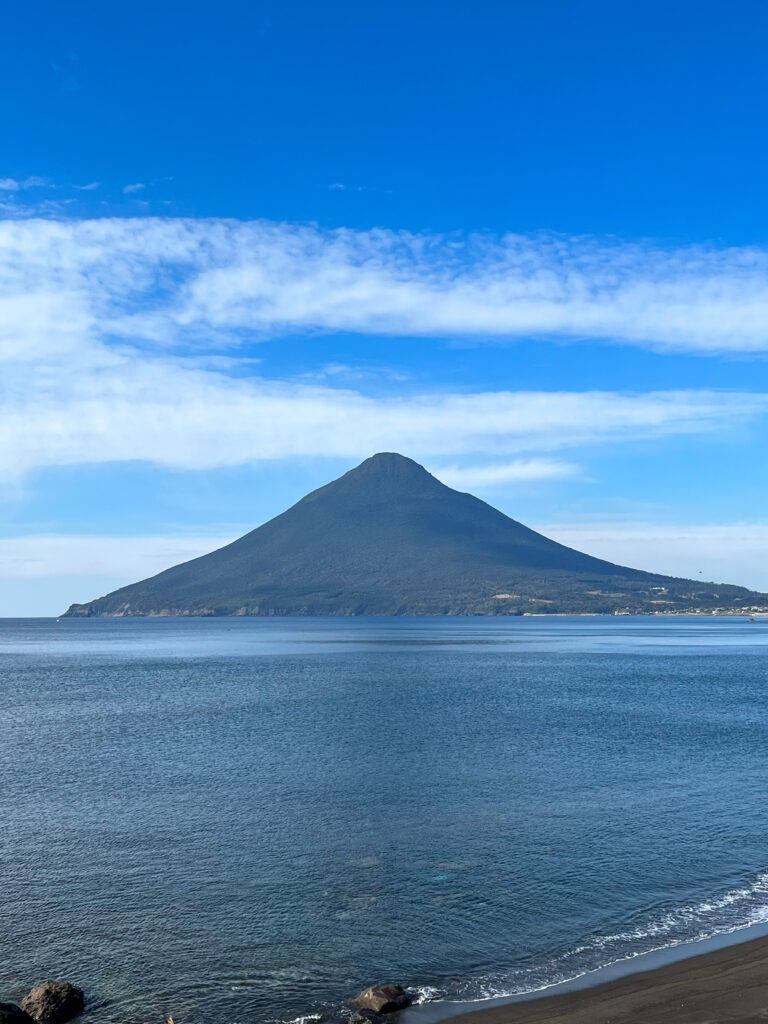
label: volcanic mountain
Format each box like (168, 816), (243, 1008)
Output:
(64, 453), (768, 617)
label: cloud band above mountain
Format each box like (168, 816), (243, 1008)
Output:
(4, 217), (768, 354)
(3, 216), (768, 478)
(2, 367), (766, 476)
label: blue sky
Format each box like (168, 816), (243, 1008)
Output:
(3, 0), (768, 614)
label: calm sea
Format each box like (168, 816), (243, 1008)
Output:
(2, 616), (768, 1024)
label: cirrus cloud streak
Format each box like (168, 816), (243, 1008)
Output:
(2, 216), (768, 479)
(431, 459), (581, 488)
(3, 357), (767, 476)
(3, 217), (768, 352)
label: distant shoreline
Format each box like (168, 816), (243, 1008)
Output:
(56, 610), (767, 618)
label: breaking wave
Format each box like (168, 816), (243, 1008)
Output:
(446, 869), (768, 1003)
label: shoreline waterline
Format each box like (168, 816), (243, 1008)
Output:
(403, 919), (768, 1024)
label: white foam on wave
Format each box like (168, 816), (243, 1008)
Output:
(571, 869), (768, 952)
(270, 870), (768, 1023)
(436, 867), (768, 1005)
(408, 986), (442, 1004)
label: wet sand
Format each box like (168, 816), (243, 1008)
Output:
(447, 932), (768, 1024)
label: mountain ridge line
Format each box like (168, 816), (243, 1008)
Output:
(63, 452), (768, 617)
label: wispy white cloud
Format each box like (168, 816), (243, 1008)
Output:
(541, 521), (768, 592)
(0, 180), (82, 219)
(0, 177), (47, 191)
(298, 362), (411, 383)
(1, 364), (764, 477)
(324, 183), (392, 194)
(74, 181), (100, 191)
(55, 218), (768, 353)
(122, 183), (146, 194)
(432, 459), (581, 488)
(4, 217), (768, 352)
(0, 216), (767, 479)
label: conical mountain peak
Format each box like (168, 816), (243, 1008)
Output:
(63, 454), (768, 618)
(348, 452), (434, 480)
(331, 452), (443, 495)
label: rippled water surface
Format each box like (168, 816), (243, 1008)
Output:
(2, 616), (768, 1023)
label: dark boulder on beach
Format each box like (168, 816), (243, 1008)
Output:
(353, 985), (412, 1014)
(20, 983), (84, 1024)
(0, 1004), (36, 1024)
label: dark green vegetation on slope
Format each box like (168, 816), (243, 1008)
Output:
(64, 453), (768, 616)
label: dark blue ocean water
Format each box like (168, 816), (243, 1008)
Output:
(2, 616), (768, 1024)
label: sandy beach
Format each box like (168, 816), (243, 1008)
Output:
(447, 932), (768, 1024)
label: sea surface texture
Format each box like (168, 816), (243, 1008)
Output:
(2, 616), (768, 1024)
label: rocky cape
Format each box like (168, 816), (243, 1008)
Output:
(63, 453), (768, 618)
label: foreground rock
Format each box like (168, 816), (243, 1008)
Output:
(20, 983), (84, 1024)
(349, 1011), (388, 1024)
(353, 985), (411, 1014)
(0, 1005), (35, 1024)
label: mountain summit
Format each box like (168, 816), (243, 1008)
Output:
(64, 453), (768, 617)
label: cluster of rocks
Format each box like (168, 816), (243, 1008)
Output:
(1, 982), (84, 1024)
(3, 979), (413, 1024)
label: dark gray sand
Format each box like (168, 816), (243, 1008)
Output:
(444, 932), (768, 1024)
